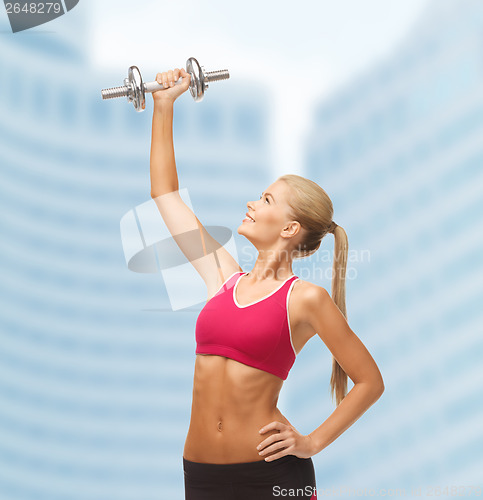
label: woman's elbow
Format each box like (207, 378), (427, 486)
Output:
(362, 375), (384, 400)
(373, 377), (385, 399)
(377, 380), (385, 397)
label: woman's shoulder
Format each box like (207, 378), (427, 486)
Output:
(292, 278), (330, 306)
(289, 279), (329, 331)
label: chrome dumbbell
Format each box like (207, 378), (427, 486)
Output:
(101, 56), (229, 111)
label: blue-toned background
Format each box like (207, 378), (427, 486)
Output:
(1, 0), (482, 498)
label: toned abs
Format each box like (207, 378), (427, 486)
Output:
(183, 280), (316, 464)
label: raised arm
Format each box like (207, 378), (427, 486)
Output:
(149, 70), (183, 196)
(149, 68), (242, 299)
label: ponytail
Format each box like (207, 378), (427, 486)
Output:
(328, 223), (349, 406)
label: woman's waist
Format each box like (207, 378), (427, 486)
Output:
(189, 397), (285, 425)
(184, 426), (278, 463)
(184, 407), (291, 463)
(189, 408), (285, 432)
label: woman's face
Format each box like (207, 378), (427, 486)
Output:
(237, 180), (301, 249)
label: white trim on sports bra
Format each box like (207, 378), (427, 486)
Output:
(286, 278), (300, 357)
(233, 272), (297, 309)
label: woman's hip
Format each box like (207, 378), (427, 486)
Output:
(183, 453), (317, 499)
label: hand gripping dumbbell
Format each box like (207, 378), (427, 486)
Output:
(101, 56), (229, 111)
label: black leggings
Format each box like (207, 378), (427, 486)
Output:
(183, 454), (317, 499)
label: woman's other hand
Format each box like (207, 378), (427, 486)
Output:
(152, 68), (191, 105)
(257, 421), (318, 461)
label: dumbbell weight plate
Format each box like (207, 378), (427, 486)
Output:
(128, 66), (145, 111)
(186, 57), (205, 102)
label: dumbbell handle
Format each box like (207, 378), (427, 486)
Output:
(144, 78), (185, 93)
(101, 79), (183, 100)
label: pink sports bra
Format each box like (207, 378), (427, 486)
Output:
(195, 271), (300, 380)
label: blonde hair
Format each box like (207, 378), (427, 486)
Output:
(277, 174), (349, 406)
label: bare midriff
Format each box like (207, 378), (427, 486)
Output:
(183, 353), (292, 464)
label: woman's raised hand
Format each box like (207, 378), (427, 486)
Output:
(152, 68), (191, 104)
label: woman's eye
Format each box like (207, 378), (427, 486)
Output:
(259, 195), (270, 204)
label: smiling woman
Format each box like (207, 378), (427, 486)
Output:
(148, 66), (384, 500)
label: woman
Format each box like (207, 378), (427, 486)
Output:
(150, 67), (385, 500)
